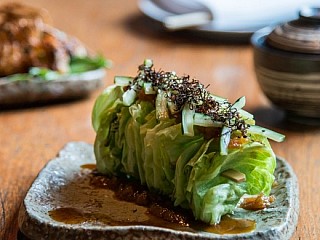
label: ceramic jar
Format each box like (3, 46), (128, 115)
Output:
(251, 7), (320, 122)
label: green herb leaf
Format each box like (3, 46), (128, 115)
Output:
(5, 73), (33, 82)
(70, 55), (112, 73)
(5, 55), (112, 82)
(29, 67), (60, 80)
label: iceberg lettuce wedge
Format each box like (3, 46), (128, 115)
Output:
(92, 60), (284, 225)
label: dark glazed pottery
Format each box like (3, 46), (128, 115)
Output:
(251, 7), (320, 121)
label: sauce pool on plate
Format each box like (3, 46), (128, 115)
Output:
(49, 164), (256, 235)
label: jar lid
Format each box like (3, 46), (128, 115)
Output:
(266, 7), (320, 54)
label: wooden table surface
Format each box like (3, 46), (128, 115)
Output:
(0, 0), (319, 239)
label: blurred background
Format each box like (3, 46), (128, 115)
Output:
(1, 1), (320, 240)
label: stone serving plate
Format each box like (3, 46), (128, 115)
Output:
(18, 142), (299, 240)
(0, 68), (105, 106)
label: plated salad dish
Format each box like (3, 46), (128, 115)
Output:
(92, 59), (285, 225)
(0, 3), (111, 106)
(19, 60), (298, 240)
(18, 141), (298, 240)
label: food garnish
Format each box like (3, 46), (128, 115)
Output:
(92, 59), (284, 224)
(5, 55), (111, 81)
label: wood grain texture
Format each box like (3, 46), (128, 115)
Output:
(0, 0), (319, 239)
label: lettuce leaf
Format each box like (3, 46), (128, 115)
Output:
(92, 84), (277, 224)
(121, 101), (155, 180)
(184, 135), (276, 224)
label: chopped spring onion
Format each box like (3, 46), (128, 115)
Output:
(143, 82), (156, 94)
(248, 125), (285, 142)
(193, 113), (223, 127)
(144, 59), (153, 68)
(210, 94), (227, 103)
(114, 76), (133, 86)
(182, 103), (195, 136)
(238, 109), (254, 120)
(232, 96), (246, 110)
(122, 86), (137, 106)
(238, 109), (255, 125)
(220, 126), (231, 155)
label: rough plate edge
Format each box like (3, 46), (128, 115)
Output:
(18, 141), (299, 240)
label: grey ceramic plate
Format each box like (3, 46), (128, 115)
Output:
(18, 142), (299, 240)
(0, 68), (105, 106)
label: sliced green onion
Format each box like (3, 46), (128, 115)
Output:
(238, 109), (254, 120)
(232, 96), (246, 110)
(210, 94), (227, 103)
(248, 125), (285, 142)
(136, 78), (145, 88)
(114, 76), (133, 86)
(193, 113), (223, 127)
(156, 90), (169, 120)
(220, 126), (231, 155)
(122, 87), (137, 106)
(182, 103), (195, 136)
(238, 109), (255, 125)
(144, 59), (153, 68)
(143, 82), (156, 94)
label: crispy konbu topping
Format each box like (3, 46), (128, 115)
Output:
(129, 61), (248, 134)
